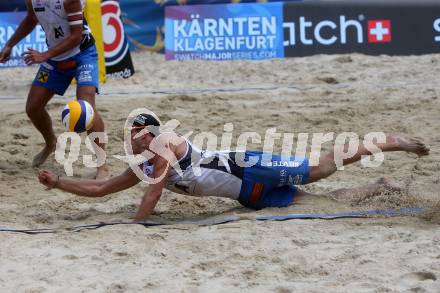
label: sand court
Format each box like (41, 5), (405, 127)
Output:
(0, 52), (439, 292)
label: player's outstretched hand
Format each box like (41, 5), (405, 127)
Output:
(0, 46), (12, 63)
(38, 169), (59, 190)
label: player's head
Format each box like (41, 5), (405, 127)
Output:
(129, 113), (161, 154)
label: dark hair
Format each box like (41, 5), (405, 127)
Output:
(133, 113), (161, 127)
(132, 113), (161, 137)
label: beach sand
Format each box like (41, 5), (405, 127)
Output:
(0, 52), (439, 292)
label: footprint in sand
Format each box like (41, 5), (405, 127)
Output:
(5, 147), (19, 155)
(317, 76), (339, 84)
(12, 133), (29, 140)
(62, 255), (79, 260)
(403, 271), (437, 282)
(46, 101), (66, 110)
(169, 95), (198, 102)
(334, 56), (353, 63)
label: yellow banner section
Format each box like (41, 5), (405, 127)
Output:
(84, 0), (106, 83)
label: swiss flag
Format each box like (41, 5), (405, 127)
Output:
(368, 20), (392, 43)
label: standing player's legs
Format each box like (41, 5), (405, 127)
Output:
(308, 134), (430, 184)
(26, 85), (56, 167)
(77, 86), (108, 179)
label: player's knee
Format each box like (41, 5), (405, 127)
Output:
(77, 87), (96, 106)
(25, 100), (42, 118)
(316, 153), (335, 170)
(322, 154), (337, 174)
(309, 153), (337, 182)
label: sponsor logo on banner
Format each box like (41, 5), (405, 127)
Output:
(283, 16), (393, 47)
(434, 18), (440, 42)
(0, 12), (48, 67)
(283, 2), (440, 57)
(165, 3), (285, 61)
(101, 0), (135, 78)
(368, 20), (391, 43)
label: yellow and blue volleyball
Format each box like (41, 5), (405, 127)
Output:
(61, 99), (95, 133)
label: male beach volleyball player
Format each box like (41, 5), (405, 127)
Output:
(0, 0), (108, 179)
(38, 113), (430, 221)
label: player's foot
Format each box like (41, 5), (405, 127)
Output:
(32, 143), (56, 167)
(96, 164), (110, 180)
(376, 177), (402, 193)
(389, 134), (430, 157)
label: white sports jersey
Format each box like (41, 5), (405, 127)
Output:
(142, 138), (244, 200)
(31, 0), (94, 61)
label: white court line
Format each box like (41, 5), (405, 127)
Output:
(0, 85), (317, 100)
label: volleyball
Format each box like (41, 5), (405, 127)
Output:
(61, 99), (95, 133)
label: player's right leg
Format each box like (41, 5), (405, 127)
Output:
(26, 84), (56, 167)
(28, 61), (71, 167)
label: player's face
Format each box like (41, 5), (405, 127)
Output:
(129, 127), (154, 154)
(128, 127), (145, 154)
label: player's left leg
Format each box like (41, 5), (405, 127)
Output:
(77, 85), (109, 179)
(308, 134), (429, 184)
(75, 45), (109, 179)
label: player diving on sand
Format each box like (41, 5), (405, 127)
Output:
(38, 113), (430, 222)
(0, 0), (108, 179)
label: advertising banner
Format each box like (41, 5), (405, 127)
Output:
(0, 12), (48, 68)
(84, 0), (107, 83)
(0, 0), (26, 12)
(283, 1), (440, 57)
(118, 0), (165, 53)
(0, 0), (135, 78)
(165, 1), (440, 60)
(119, 0), (299, 54)
(101, 0), (135, 78)
(1, 1), (439, 64)
(165, 2), (285, 61)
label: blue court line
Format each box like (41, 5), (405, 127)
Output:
(255, 207), (426, 221)
(0, 208), (426, 235)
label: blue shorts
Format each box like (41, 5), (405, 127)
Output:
(238, 151), (310, 210)
(32, 45), (99, 96)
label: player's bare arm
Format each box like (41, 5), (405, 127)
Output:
(38, 156), (170, 222)
(0, 0), (38, 63)
(38, 133), (177, 221)
(38, 168), (140, 197)
(23, 0), (84, 65)
(131, 131), (183, 221)
(134, 155), (171, 222)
